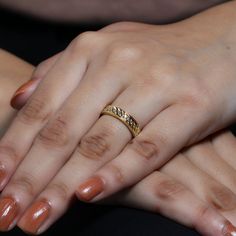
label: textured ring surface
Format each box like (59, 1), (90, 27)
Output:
(100, 105), (141, 137)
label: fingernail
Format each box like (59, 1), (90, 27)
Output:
(10, 77), (39, 110)
(76, 176), (104, 202)
(0, 164), (7, 190)
(222, 221), (236, 236)
(19, 200), (51, 234)
(0, 197), (19, 231)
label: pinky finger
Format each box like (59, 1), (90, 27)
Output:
(113, 171), (236, 236)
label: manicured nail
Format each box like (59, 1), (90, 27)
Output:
(0, 197), (19, 231)
(0, 164), (7, 190)
(222, 221), (236, 236)
(76, 176), (104, 202)
(10, 77), (40, 109)
(19, 200), (51, 234)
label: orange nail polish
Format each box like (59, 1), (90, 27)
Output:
(0, 165), (7, 190)
(19, 200), (51, 234)
(12, 79), (35, 98)
(76, 176), (104, 202)
(0, 197), (19, 231)
(10, 77), (39, 109)
(222, 221), (236, 236)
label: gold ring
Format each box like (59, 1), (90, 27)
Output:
(100, 105), (141, 138)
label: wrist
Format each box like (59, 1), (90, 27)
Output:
(149, 1), (236, 125)
(171, 1), (236, 115)
(174, 1), (236, 50)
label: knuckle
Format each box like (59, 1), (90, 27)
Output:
(77, 31), (99, 42)
(47, 182), (69, 201)
(193, 205), (213, 230)
(106, 164), (125, 185)
(37, 115), (69, 148)
(0, 144), (19, 164)
(77, 132), (111, 160)
(70, 31), (105, 52)
(10, 172), (36, 197)
(107, 42), (144, 63)
(18, 97), (51, 124)
(183, 81), (213, 110)
(196, 205), (210, 219)
(155, 179), (186, 200)
(149, 54), (180, 82)
(183, 87), (218, 128)
(184, 92), (205, 108)
(208, 184), (236, 211)
(129, 136), (160, 160)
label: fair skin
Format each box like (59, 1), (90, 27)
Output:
(0, 50), (33, 137)
(1, 1), (236, 235)
(1, 50), (236, 236)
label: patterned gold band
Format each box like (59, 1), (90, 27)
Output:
(100, 105), (141, 138)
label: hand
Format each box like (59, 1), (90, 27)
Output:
(1, 1), (236, 234)
(0, 50), (235, 235)
(0, 49), (34, 137)
(106, 130), (236, 236)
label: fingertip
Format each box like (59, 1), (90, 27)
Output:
(76, 176), (105, 202)
(17, 200), (51, 235)
(10, 77), (41, 110)
(10, 94), (25, 110)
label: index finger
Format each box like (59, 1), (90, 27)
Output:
(0, 47), (88, 190)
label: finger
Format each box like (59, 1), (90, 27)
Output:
(184, 138), (236, 223)
(185, 140), (236, 197)
(0, 50), (130, 232)
(106, 171), (236, 236)
(75, 102), (209, 202)
(0, 37), (89, 193)
(10, 52), (62, 110)
(161, 153), (236, 224)
(14, 80), (172, 234)
(211, 130), (236, 169)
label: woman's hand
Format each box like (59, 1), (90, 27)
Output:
(0, 49), (34, 137)
(0, 55), (235, 236)
(0, 50), (235, 235)
(1, 1), (236, 234)
(106, 130), (236, 236)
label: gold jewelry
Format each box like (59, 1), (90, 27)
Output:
(100, 105), (141, 137)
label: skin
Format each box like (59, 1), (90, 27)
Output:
(0, 0), (229, 24)
(1, 1), (236, 235)
(0, 49), (33, 137)
(1, 50), (236, 235)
